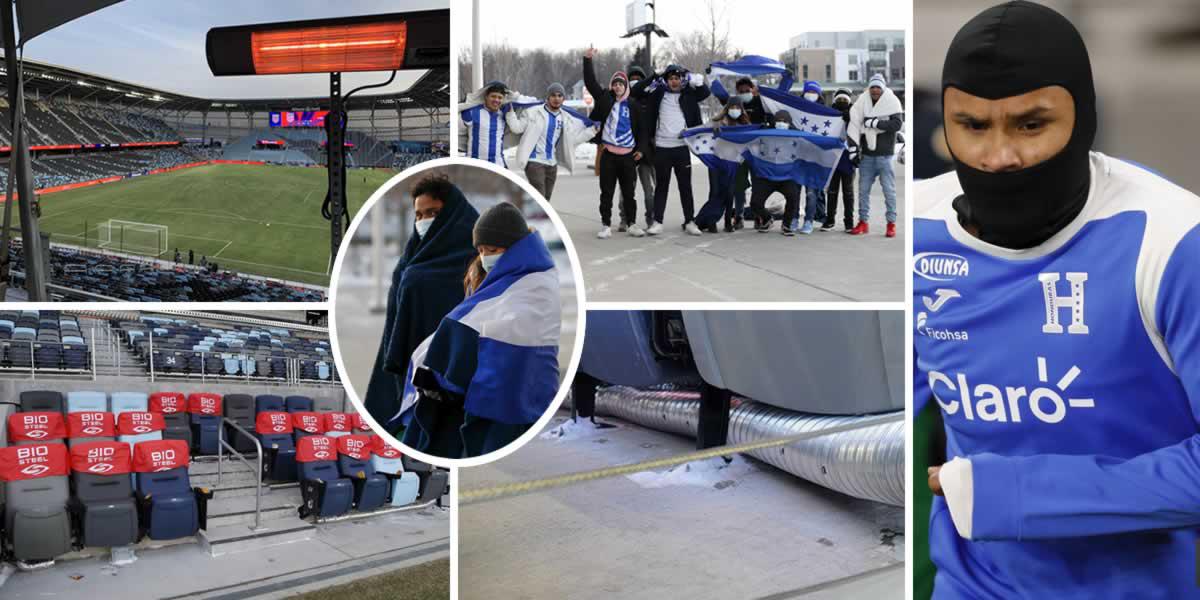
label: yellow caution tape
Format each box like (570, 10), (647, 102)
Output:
(459, 412), (903, 505)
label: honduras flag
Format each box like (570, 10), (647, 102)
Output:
(708, 54), (795, 99)
(758, 87), (846, 140)
(684, 125), (846, 189)
(390, 231), (561, 430)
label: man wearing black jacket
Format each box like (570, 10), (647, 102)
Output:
(631, 64), (711, 236)
(584, 47), (647, 238)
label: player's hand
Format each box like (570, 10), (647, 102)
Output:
(689, 73), (705, 87)
(633, 151), (643, 161)
(927, 466), (944, 496)
(584, 46), (595, 59)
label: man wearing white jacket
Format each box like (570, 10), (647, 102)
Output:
(848, 73), (904, 238)
(506, 82), (597, 200)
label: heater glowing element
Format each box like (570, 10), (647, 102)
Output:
(250, 22), (407, 75)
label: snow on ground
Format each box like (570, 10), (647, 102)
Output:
(626, 455), (760, 489)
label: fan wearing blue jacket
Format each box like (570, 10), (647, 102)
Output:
(915, 2), (1200, 598)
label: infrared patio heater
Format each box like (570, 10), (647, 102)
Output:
(206, 10), (449, 270)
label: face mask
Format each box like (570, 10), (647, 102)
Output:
(834, 100), (849, 110)
(736, 93), (753, 104)
(803, 92), (819, 102)
(727, 109), (742, 120)
(480, 252), (503, 272)
(414, 218), (434, 238)
(774, 121), (790, 130)
(943, 1), (1096, 249)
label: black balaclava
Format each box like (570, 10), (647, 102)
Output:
(942, 0), (1096, 249)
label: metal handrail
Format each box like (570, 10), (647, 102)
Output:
(216, 416), (263, 531)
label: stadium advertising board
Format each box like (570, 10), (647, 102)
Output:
(269, 110), (329, 128)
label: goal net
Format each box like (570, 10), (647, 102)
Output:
(97, 220), (168, 257)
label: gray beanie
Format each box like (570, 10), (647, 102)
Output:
(473, 202), (529, 249)
(547, 82), (566, 96)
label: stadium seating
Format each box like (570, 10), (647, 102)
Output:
(313, 397), (341, 413)
(369, 436), (417, 507)
(335, 435), (388, 512)
(110, 392), (149, 416)
(149, 392), (191, 448)
(222, 394), (257, 453)
(20, 390), (64, 413)
(291, 411), (324, 445)
(116, 411), (164, 457)
(402, 456), (450, 505)
(69, 441), (139, 548)
(188, 393), (223, 455)
(8, 411), (66, 446)
(67, 391), (108, 413)
(66, 411), (116, 448)
(323, 413), (352, 439)
(1, 443), (73, 562)
(285, 395), (313, 413)
(295, 435), (352, 519)
(254, 411), (296, 482)
(255, 394), (285, 413)
(132, 440), (210, 540)
(0, 401), (15, 447)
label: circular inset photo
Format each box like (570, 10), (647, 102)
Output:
(331, 158), (585, 467)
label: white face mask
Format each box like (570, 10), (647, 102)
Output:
(414, 218), (434, 238)
(480, 252), (503, 272)
(774, 121), (790, 130)
(736, 93), (753, 104)
(804, 92), (819, 102)
(727, 109), (742, 120)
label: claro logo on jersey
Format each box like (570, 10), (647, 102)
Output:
(914, 252), (970, 282)
(929, 356), (1095, 424)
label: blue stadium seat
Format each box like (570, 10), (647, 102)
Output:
(368, 435), (415, 506)
(255, 394), (284, 413)
(66, 391), (107, 413)
(295, 436), (352, 519)
(110, 392), (149, 416)
(223, 358), (239, 375)
(255, 412), (297, 482)
(187, 393), (222, 455)
(132, 440), (210, 540)
(285, 395), (313, 413)
(335, 435), (387, 511)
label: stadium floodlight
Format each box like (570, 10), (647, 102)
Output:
(206, 9), (448, 271)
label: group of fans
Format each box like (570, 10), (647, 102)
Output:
(460, 49), (902, 238)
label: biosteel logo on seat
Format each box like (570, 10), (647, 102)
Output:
(20, 464), (49, 477)
(268, 413), (288, 433)
(79, 412), (108, 436)
(150, 449), (177, 471)
(130, 412), (155, 434)
(1, 443), (67, 481)
(914, 252), (970, 282)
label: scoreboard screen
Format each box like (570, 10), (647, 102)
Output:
(269, 110), (329, 128)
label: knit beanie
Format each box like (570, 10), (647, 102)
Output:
(868, 74), (887, 90)
(473, 202), (530, 249)
(547, 82), (566, 96)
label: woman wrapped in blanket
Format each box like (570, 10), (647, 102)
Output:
(390, 202), (562, 459)
(693, 96), (751, 233)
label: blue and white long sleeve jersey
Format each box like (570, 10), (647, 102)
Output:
(914, 152), (1200, 599)
(462, 105), (508, 166)
(528, 106), (563, 166)
(602, 100), (635, 149)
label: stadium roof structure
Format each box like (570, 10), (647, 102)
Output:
(0, 54), (449, 113)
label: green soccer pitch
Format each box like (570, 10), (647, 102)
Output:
(26, 163), (396, 286)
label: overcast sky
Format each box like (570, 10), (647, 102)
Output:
(453, 0), (908, 54)
(21, 0), (447, 99)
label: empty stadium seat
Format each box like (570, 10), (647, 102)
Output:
(66, 391), (108, 413)
(295, 436), (352, 519)
(8, 412), (66, 446)
(0, 443), (72, 562)
(255, 394), (284, 413)
(110, 392), (148, 416)
(66, 411), (116, 448)
(187, 393), (222, 455)
(322, 413), (352, 439)
(369, 436), (417, 506)
(221, 394), (256, 453)
(149, 392), (191, 448)
(291, 411), (324, 445)
(350, 413), (373, 434)
(285, 395), (313, 413)
(402, 456), (449, 505)
(254, 412), (296, 482)
(132, 440), (210, 540)
(19, 390), (64, 413)
(117, 411), (164, 456)
(68, 441), (139, 547)
(335, 435), (388, 512)
(312, 397), (341, 413)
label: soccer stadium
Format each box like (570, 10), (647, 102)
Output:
(0, 309), (450, 597)
(0, 4), (450, 302)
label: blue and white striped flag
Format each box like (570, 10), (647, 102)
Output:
(758, 87), (846, 140)
(684, 125), (846, 189)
